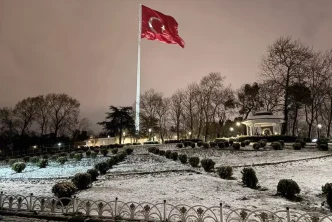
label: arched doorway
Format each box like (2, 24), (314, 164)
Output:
(263, 128), (271, 136)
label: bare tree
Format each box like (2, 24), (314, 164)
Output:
(155, 97), (170, 143)
(182, 83), (200, 138)
(170, 90), (185, 140)
(258, 80), (282, 112)
(13, 97), (39, 135)
(35, 95), (50, 135)
(199, 72), (225, 141)
(304, 51), (332, 138)
(236, 82), (262, 119)
(46, 93), (80, 137)
(260, 36), (313, 134)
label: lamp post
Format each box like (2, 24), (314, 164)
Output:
(123, 132), (126, 143)
(107, 135), (110, 145)
(317, 124), (322, 138)
(188, 131), (192, 139)
(148, 128), (152, 141)
(236, 122), (241, 135)
(230, 127), (234, 137)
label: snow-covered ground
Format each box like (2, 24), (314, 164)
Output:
(0, 147), (331, 213)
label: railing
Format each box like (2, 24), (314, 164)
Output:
(1, 192), (331, 222)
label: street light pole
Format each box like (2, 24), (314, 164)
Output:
(317, 124), (322, 138)
(230, 127), (234, 137)
(148, 128), (152, 141)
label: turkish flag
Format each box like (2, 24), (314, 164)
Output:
(141, 5), (185, 48)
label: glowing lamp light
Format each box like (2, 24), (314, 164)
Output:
(274, 132), (278, 135)
(318, 124), (322, 129)
(236, 122), (241, 127)
(188, 131), (192, 135)
(230, 127), (234, 132)
(148, 128), (152, 133)
(58, 143), (61, 146)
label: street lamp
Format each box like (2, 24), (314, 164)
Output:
(230, 127), (234, 137)
(317, 124), (322, 138)
(188, 131), (192, 139)
(107, 135), (110, 144)
(148, 128), (152, 141)
(236, 122), (240, 127)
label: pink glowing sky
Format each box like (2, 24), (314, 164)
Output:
(0, 0), (332, 132)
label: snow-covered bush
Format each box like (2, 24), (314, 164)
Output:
(253, 143), (260, 150)
(117, 152), (127, 162)
(209, 142), (216, 148)
(74, 153), (83, 161)
(295, 139), (306, 148)
(87, 169), (99, 181)
(277, 179), (300, 200)
(233, 143), (240, 150)
(165, 150), (172, 159)
(190, 142), (195, 148)
(201, 158), (215, 172)
(229, 139), (234, 146)
(189, 157), (200, 167)
(278, 140), (285, 147)
(322, 183), (332, 195)
(85, 150), (91, 157)
(203, 143), (209, 149)
(38, 159), (48, 168)
(319, 144), (329, 151)
(224, 141), (230, 147)
(258, 140), (267, 148)
(111, 148), (118, 154)
(22, 156), (30, 163)
(218, 142), (225, 149)
(94, 162), (109, 175)
(101, 148), (109, 156)
(91, 151), (97, 158)
(72, 173), (92, 190)
(240, 141), (246, 147)
(179, 154), (187, 164)
(217, 166), (233, 179)
(12, 162), (26, 173)
(197, 141), (203, 147)
(8, 159), (18, 166)
(125, 148), (133, 155)
(272, 142), (283, 150)
(241, 167), (258, 189)
(52, 181), (77, 198)
(176, 143), (183, 148)
(327, 190), (332, 212)
(170, 152), (178, 161)
(159, 150), (165, 156)
(30, 156), (40, 163)
(57, 157), (68, 165)
(244, 140), (251, 146)
(293, 143), (302, 150)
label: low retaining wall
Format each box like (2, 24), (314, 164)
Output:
(0, 192), (331, 222)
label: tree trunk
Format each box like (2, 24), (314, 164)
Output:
(282, 72), (290, 135)
(292, 107), (298, 136)
(327, 97), (332, 137)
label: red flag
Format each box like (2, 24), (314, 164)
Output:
(141, 5), (185, 48)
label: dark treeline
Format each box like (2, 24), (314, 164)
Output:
(0, 93), (90, 156)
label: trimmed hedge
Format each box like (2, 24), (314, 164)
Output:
(217, 166), (233, 179)
(201, 158), (215, 172)
(241, 167), (258, 189)
(189, 157), (200, 167)
(277, 179), (300, 200)
(52, 181), (77, 198)
(238, 135), (297, 142)
(12, 162), (26, 173)
(72, 173), (92, 190)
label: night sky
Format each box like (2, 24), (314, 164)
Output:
(1, 0), (332, 133)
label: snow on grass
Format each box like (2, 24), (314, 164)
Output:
(0, 157), (109, 179)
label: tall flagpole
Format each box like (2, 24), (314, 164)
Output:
(135, 4), (142, 135)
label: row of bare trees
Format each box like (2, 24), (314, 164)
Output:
(138, 37), (332, 140)
(0, 93), (90, 140)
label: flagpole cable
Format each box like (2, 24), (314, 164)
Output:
(135, 4), (142, 135)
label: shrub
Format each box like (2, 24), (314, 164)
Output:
(190, 142), (195, 148)
(91, 151), (98, 158)
(50, 155), (58, 161)
(155, 148), (160, 154)
(165, 150), (172, 159)
(271, 142), (283, 150)
(244, 140), (251, 146)
(107, 158), (116, 167)
(240, 141), (246, 147)
(327, 190), (332, 212)
(72, 173), (92, 190)
(52, 181), (77, 198)
(319, 144), (329, 151)
(229, 139), (234, 146)
(189, 157), (200, 167)
(57, 157), (68, 165)
(125, 148), (134, 155)
(218, 142), (225, 149)
(201, 159), (215, 172)
(217, 166), (233, 179)
(94, 162), (109, 175)
(12, 162), (26, 173)
(111, 148), (118, 154)
(148, 147), (156, 153)
(253, 143), (260, 150)
(94, 149), (100, 154)
(258, 140), (267, 148)
(224, 141), (230, 147)
(293, 143), (302, 150)
(22, 156), (30, 163)
(278, 140), (285, 147)
(317, 139), (329, 146)
(8, 159), (17, 166)
(59, 152), (67, 157)
(101, 148), (109, 156)
(176, 143), (183, 148)
(74, 153), (83, 161)
(209, 142), (216, 148)
(159, 150), (165, 156)
(86, 150), (91, 157)
(277, 179), (301, 200)
(87, 169), (99, 181)
(232, 143), (240, 150)
(38, 159), (48, 168)
(183, 141), (191, 147)
(295, 139), (306, 148)
(179, 154), (187, 164)
(203, 143), (209, 149)
(241, 167), (258, 189)
(112, 156), (119, 164)
(117, 152), (127, 161)
(69, 152), (76, 159)
(197, 141), (203, 147)
(30, 156), (40, 164)
(322, 183), (332, 195)
(42, 154), (49, 159)
(170, 152), (178, 161)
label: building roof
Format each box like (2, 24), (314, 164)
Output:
(241, 111), (284, 125)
